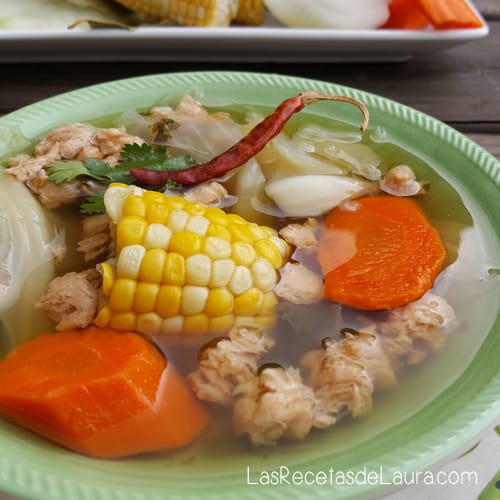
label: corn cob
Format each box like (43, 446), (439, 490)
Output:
(114, 0), (241, 27)
(94, 183), (290, 336)
(234, 0), (264, 25)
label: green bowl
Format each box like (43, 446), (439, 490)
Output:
(0, 72), (499, 499)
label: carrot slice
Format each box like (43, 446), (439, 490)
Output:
(0, 327), (211, 458)
(318, 195), (446, 310)
(417, 0), (483, 29)
(383, 0), (430, 30)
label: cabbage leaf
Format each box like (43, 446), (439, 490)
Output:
(0, 173), (61, 346)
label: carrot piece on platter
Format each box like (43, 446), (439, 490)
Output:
(318, 195), (446, 311)
(417, 0), (483, 29)
(0, 327), (211, 458)
(383, 0), (430, 29)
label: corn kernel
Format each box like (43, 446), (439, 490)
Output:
(259, 291), (279, 316)
(104, 184), (135, 222)
(248, 223), (270, 240)
(139, 248), (167, 283)
(205, 287), (234, 316)
(209, 314), (235, 334)
(109, 278), (137, 312)
(185, 254), (212, 286)
(184, 202), (207, 216)
(203, 236), (232, 260)
(163, 252), (186, 286)
(228, 223), (254, 244)
(251, 257), (278, 291)
(168, 230), (202, 256)
(164, 196), (187, 210)
(232, 241), (257, 266)
(233, 287), (264, 316)
(210, 259), (235, 287)
(123, 194), (146, 218)
(229, 266), (253, 295)
(94, 305), (111, 327)
(204, 207), (228, 225)
(137, 312), (162, 335)
(185, 215), (210, 236)
(226, 213), (247, 225)
(160, 316), (184, 335)
(134, 282), (160, 313)
(145, 202), (170, 225)
(254, 239), (283, 269)
(100, 262), (115, 296)
(269, 235), (290, 259)
(143, 191), (167, 204)
(117, 216), (147, 249)
(156, 285), (182, 318)
(144, 223), (172, 249)
(184, 314), (210, 335)
(206, 224), (232, 241)
(181, 285), (209, 315)
(116, 244), (146, 279)
(110, 312), (136, 331)
(167, 208), (189, 232)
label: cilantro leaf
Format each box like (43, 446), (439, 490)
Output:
(46, 143), (197, 193)
(85, 159), (135, 184)
(120, 143), (196, 172)
(120, 143), (169, 167)
(46, 160), (100, 184)
(80, 195), (105, 214)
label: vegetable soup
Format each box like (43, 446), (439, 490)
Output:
(0, 91), (498, 461)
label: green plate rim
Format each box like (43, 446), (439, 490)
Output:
(0, 71), (499, 500)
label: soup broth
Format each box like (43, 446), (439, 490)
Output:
(0, 97), (499, 465)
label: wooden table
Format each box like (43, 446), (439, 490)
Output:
(0, 1), (499, 499)
(1, 1), (499, 161)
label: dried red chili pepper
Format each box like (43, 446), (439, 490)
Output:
(130, 92), (369, 187)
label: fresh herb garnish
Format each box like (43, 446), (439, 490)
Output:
(80, 195), (105, 214)
(45, 142), (197, 213)
(46, 143), (197, 186)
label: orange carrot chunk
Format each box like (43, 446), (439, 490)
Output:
(0, 327), (211, 458)
(383, 0), (430, 30)
(318, 195), (446, 311)
(417, 0), (483, 29)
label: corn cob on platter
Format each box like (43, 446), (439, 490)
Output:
(0, 73), (498, 488)
(0, 0), (488, 63)
(0, 0), (484, 30)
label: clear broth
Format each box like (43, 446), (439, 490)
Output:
(1, 106), (499, 464)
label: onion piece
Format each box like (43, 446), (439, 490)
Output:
(264, 0), (391, 29)
(264, 174), (377, 217)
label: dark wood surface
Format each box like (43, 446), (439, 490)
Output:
(0, 0), (499, 160)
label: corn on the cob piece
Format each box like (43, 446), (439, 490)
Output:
(234, 0), (264, 25)
(114, 0), (241, 27)
(95, 183), (290, 336)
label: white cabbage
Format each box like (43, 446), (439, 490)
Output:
(294, 124), (383, 180)
(0, 173), (61, 346)
(0, 0), (129, 30)
(257, 133), (347, 183)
